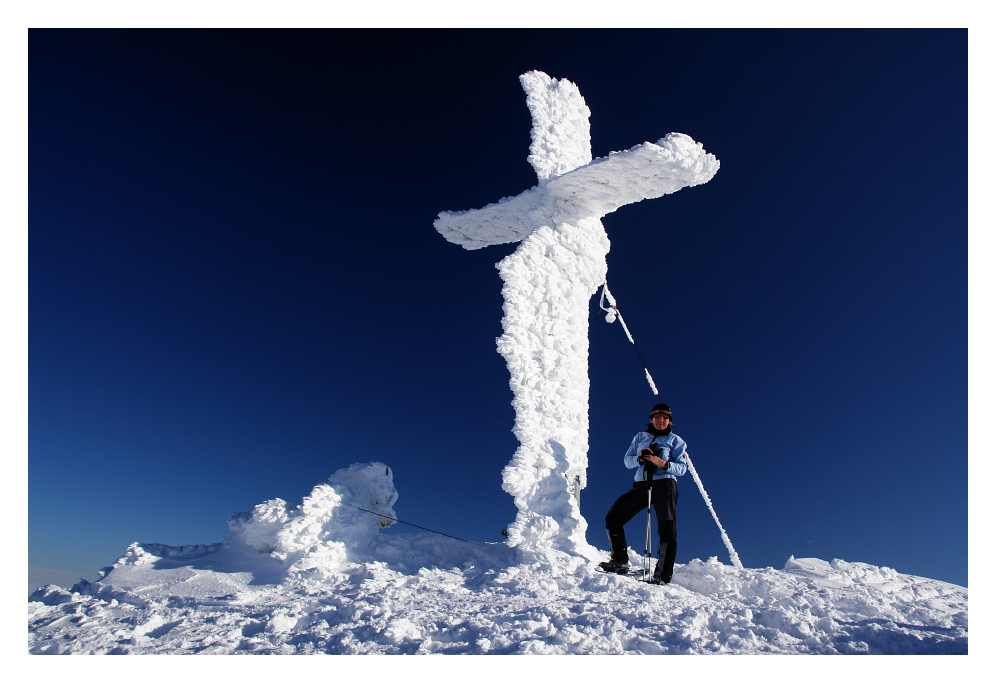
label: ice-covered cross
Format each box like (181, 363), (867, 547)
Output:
(435, 71), (719, 561)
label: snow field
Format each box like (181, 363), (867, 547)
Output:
(28, 542), (967, 655)
(28, 465), (966, 655)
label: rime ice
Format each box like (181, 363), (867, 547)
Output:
(435, 71), (719, 558)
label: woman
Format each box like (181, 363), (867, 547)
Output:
(598, 403), (687, 584)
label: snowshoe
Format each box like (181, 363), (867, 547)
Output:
(595, 559), (630, 574)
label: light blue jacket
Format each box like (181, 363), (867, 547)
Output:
(624, 430), (688, 482)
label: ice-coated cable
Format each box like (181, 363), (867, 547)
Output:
(344, 503), (478, 545)
(599, 284), (662, 403)
(599, 281), (744, 570)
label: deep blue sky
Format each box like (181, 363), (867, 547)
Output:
(29, 29), (967, 587)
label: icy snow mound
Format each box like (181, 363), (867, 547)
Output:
(225, 462), (400, 579)
(92, 462), (405, 599)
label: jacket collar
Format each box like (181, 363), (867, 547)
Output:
(645, 424), (671, 436)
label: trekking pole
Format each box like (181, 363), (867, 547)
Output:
(642, 465), (653, 580)
(644, 486), (653, 580)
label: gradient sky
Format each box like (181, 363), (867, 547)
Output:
(29, 29), (967, 589)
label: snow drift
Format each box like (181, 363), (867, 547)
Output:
(226, 462), (399, 579)
(28, 466), (967, 655)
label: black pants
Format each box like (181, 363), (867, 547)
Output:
(605, 478), (678, 580)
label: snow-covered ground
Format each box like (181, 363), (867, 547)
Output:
(28, 464), (967, 655)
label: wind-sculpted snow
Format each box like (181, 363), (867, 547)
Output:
(29, 468), (966, 654)
(231, 462), (399, 579)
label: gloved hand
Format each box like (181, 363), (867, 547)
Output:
(639, 450), (669, 469)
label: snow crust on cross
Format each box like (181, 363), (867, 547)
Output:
(435, 71), (719, 561)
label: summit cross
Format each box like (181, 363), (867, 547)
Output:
(435, 71), (719, 560)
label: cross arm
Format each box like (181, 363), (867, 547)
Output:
(434, 187), (544, 250)
(545, 133), (720, 219)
